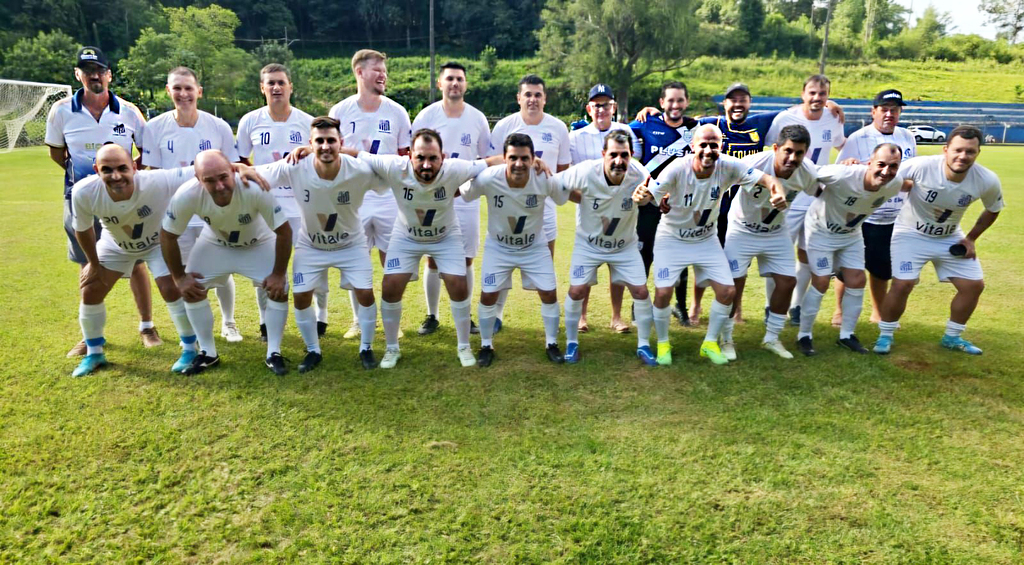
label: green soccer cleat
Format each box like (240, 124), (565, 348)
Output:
(699, 340), (729, 365)
(656, 342), (672, 366)
(72, 353), (107, 378)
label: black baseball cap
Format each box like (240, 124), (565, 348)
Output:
(76, 46), (109, 69)
(874, 89), (907, 106)
(724, 82), (751, 98)
(588, 83), (614, 101)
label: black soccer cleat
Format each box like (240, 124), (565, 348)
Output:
(359, 348), (378, 370)
(317, 321), (328, 337)
(837, 334), (869, 354)
(470, 319), (480, 335)
(260, 323), (268, 344)
(764, 306), (770, 325)
(418, 315), (440, 335)
(789, 306), (801, 327)
(546, 343), (565, 364)
(265, 352), (288, 376)
(477, 345), (496, 367)
(796, 336), (817, 357)
(671, 304), (690, 326)
(183, 351), (220, 375)
(298, 351), (322, 373)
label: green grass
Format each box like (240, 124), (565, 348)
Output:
(2, 145), (1023, 562)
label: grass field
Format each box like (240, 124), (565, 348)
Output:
(2, 145), (1023, 562)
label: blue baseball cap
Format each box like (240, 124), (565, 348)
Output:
(588, 84), (614, 101)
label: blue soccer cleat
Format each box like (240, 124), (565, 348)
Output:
(636, 345), (658, 366)
(941, 335), (983, 355)
(72, 353), (107, 378)
(493, 318), (503, 334)
(172, 349), (198, 373)
(564, 342), (580, 364)
(873, 335), (893, 355)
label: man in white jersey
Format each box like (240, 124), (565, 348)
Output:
(257, 117), (388, 372)
(486, 75), (571, 332)
(559, 131), (655, 365)
(463, 133), (571, 366)
(833, 89), (916, 325)
(45, 46), (158, 356)
(237, 63), (331, 343)
(728, 125), (820, 360)
(765, 75), (847, 327)
(633, 124), (785, 366)
(329, 49), (412, 340)
(795, 144), (909, 356)
(411, 61), (491, 337)
(161, 151), (292, 376)
(568, 84), (641, 335)
(143, 67), (244, 342)
(874, 126), (1003, 356)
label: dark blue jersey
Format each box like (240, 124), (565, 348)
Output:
(698, 111), (779, 158)
(629, 115), (698, 166)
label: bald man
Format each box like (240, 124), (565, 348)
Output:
(161, 150), (292, 376)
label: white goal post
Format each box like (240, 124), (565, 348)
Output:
(0, 79), (72, 153)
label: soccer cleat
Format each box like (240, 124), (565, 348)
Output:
(317, 321), (328, 337)
(221, 322), (243, 343)
(418, 315), (440, 335)
(941, 335), (983, 355)
(493, 318), (503, 334)
(343, 323), (360, 339)
(796, 336), (817, 357)
(457, 345), (477, 367)
(260, 323), (268, 343)
(477, 345), (496, 367)
(700, 340), (729, 365)
(71, 353), (107, 377)
(564, 342), (581, 364)
(183, 351), (220, 375)
(764, 306), (770, 325)
(265, 352), (288, 376)
(672, 304), (691, 327)
(380, 347), (401, 369)
(470, 319), (480, 335)
(171, 349), (198, 373)
(67, 339), (87, 358)
(656, 342), (672, 366)
(298, 351), (323, 373)
(140, 327), (163, 348)
(873, 335), (893, 355)
(837, 335), (869, 354)
(359, 348), (378, 369)
(545, 343), (565, 364)
(636, 345), (658, 366)
(789, 306), (801, 327)
(761, 339), (794, 359)
(719, 340), (738, 361)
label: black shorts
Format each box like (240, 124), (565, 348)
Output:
(862, 222), (894, 280)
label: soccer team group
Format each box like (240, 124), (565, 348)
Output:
(50, 45), (1004, 378)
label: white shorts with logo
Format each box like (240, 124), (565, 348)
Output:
(360, 197), (396, 252)
(383, 229), (468, 279)
(292, 240), (374, 293)
(543, 198), (558, 243)
(724, 224), (796, 279)
(652, 235), (733, 288)
(569, 236), (646, 287)
(455, 203), (481, 258)
(97, 239), (170, 278)
(805, 231), (863, 276)
(185, 237), (286, 291)
(891, 228), (984, 282)
(481, 240), (557, 293)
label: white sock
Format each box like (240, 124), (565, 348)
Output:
(798, 287), (825, 339)
(945, 319), (966, 338)
(294, 305), (320, 353)
(215, 275), (236, 326)
(184, 299), (217, 357)
(424, 265), (441, 318)
(840, 286), (864, 339)
(358, 302), (377, 351)
(721, 317), (735, 343)
(792, 261), (811, 310)
(654, 304), (672, 344)
(495, 288), (509, 321)
(315, 284), (329, 324)
(139, 320), (154, 331)
(381, 299), (402, 349)
(634, 296), (653, 348)
(541, 301), (560, 346)
(764, 277), (776, 309)
(348, 290), (360, 326)
(79, 302), (106, 355)
(478, 302), (497, 348)
(563, 295), (583, 345)
(166, 298), (197, 350)
(264, 299), (288, 356)
(451, 297), (472, 348)
(764, 311), (786, 342)
(255, 286), (268, 325)
(705, 300), (730, 343)
(878, 320), (899, 338)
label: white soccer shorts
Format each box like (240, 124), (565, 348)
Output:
(360, 200), (396, 252)
(480, 239), (557, 293)
(652, 235), (733, 289)
(568, 237), (647, 287)
(97, 238), (170, 279)
(176, 225), (204, 263)
(890, 228), (984, 282)
(805, 231), (864, 276)
(383, 230), (468, 278)
(287, 217), (302, 245)
(724, 224), (796, 279)
(543, 197), (558, 243)
(455, 202), (481, 258)
(185, 237), (287, 291)
(785, 205), (808, 249)
(292, 240), (374, 293)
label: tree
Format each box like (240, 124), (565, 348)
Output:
(537, 0), (698, 116)
(981, 0), (1024, 43)
(0, 31), (81, 85)
(738, 0), (767, 41)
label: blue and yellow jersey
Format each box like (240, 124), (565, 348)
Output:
(698, 111), (779, 159)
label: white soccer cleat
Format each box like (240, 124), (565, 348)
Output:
(220, 322), (243, 342)
(761, 339), (794, 359)
(457, 346), (476, 367)
(343, 323), (360, 339)
(380, 347), (401, 369)
(720, 340), (737, 361)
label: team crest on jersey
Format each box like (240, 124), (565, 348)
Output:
(682, 129), (693, 143)
(378, 120), (391, 134)
(433, 187), (446, 201)
(460, 133), (472, 147)
(238, 213), (252, 225)
(817, 257), (829, 269)
(541, 132), (553, 144)
(621, 197), (633, 211)
(290, 130), (303, 143)
(112, 123), (126, 136)
(958, 194), (973, 207)
(199, 139), (212, 151)
(137, 205), (152, 218)
(750, 131), (760, 143)
(822, 130), (832, 143)
(710, 186), (720, 200)
(525, 195), (538, 208)
(337, 191), (350, 204)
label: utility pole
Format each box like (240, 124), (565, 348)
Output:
(429, 0), (436, 103)
(819, 0), (834, 75)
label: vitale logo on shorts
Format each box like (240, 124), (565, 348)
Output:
(572, 265), (585, 278)
(433, 187), (446, 201)
(656, 267), (670, 280)
(484, 273), (496, 285)
(816, 257), (829, 269)
(199, 139), (212, 151)
(337, 191), (350, 204)
(900, 261), (913, 273)
(238, 213), (252, 225)
(958, 194), (973, 207)
(386, 257), (400, 269)
(525, 195), (538, 208)
(137, 205), (152, 218)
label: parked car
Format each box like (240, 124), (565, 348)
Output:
(907, 125), (947, 142)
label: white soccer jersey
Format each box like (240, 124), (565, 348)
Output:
(360, 153), (487, 243)
(837, 124), (917, 225)
(766, 106), (846, 212)
(896, 155), (1004, 237)
(730, 150), (819, 234)
(45, 90), (146, 190)
(807, 164), (904, 242)
(649, 154), (763, 242)
(163, 174), (286, 248)
(462, 166), (570, 250)
(557, 158), (648, 251)
(412, 101), (491, 211)
(236, 106), (314, 218)
(256, 156), (386, 251)
(487, 113), (571, 171)
(142, 110), (240, 168)
(568, 122), (641, 164)
(71, 167), (195, 253)
(329, 95), (412, 206)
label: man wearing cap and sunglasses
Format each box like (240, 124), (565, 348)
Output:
(45, 46), (158, 358)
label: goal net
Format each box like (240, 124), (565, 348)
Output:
(0, 79), (72, 153)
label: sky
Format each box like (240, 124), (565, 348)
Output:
(894, 0), (995, 38)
